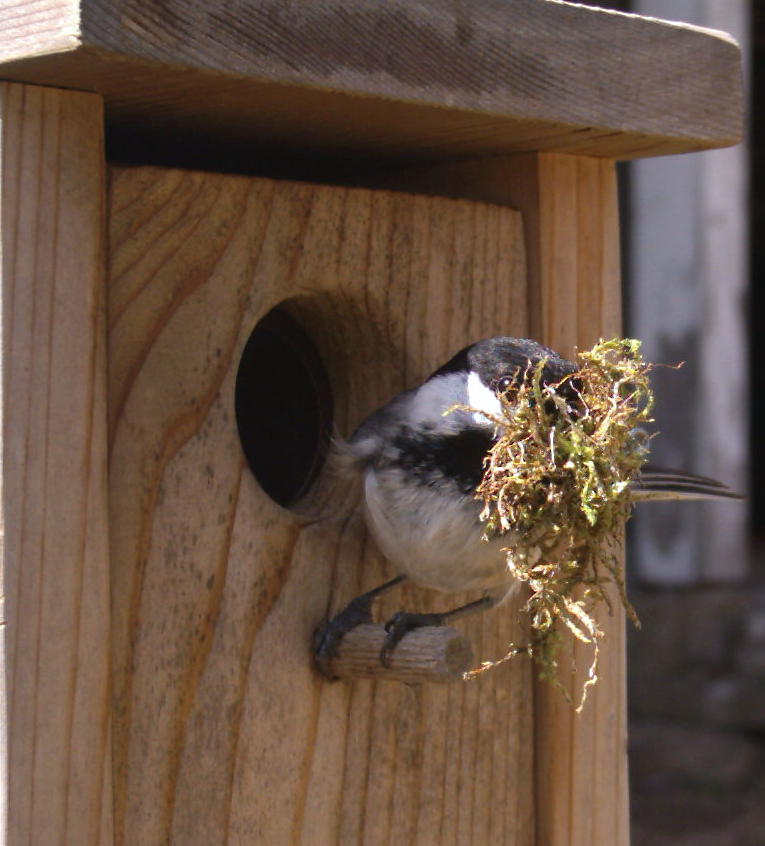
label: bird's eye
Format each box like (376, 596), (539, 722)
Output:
(495, 375), (515, 394)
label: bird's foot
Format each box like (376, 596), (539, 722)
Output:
(314, 576), (406, 679)
(313, 593), (377, 679)
(380, 611), (445, 667)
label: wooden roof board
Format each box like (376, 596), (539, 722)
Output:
(0, 0), (744, 162)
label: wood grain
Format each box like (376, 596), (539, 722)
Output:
(364, 153), (628, 845)
(107, 166), (535, 845)
(1, 82), (113, 845)
(1, 0), (80, 57)
(0, 0), (742, 165)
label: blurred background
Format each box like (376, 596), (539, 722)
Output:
(583, 2), (760, 844)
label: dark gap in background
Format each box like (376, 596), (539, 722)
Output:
(751, 5), (764, 541)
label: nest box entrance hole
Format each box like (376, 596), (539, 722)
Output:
(235, 304), (333, 508)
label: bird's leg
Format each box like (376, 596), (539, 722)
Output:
(380, 594), (499, 667)
(313, 575), (406, 677)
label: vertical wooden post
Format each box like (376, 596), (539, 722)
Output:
(523, 154), (627, 846)
(1, 83), (112, 845)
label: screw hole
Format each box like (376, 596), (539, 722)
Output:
(235, 305), (333, 509)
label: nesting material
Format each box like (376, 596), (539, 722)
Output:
(469, 338), (654, 709)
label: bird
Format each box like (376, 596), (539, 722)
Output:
(313, 336), (741, 676)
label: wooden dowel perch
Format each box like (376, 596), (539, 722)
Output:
(324, 625), (473, 683)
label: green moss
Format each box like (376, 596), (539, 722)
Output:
(466, 338), (653, 709)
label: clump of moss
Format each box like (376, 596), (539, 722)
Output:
(468, 338), (654, 709)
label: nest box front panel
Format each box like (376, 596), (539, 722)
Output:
(107, 165), (534, 845)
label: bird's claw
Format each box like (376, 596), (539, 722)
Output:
(313, 593), (376, 679)
(380, 611), (445, 667)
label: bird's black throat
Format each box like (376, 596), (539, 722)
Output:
(385, 426), (493, 495)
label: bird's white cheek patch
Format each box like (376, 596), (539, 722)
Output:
(467, 371), (502, 424)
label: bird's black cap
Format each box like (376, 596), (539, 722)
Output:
(430, 337), (578, 391)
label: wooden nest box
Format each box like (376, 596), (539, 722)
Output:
(1, 1), (742, 844)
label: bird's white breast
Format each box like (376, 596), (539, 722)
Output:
(361, 466), (514, 594)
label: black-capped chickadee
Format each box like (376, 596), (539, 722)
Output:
(314, 337), (741, 674)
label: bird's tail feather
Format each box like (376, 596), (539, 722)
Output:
(630, 466), (743, 502)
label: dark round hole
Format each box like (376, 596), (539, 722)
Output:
(235, 306), (333, 508)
